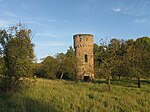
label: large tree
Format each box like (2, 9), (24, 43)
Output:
(125, 37), (150, 88)
(95, 38), (121, 90)
(0, 23), (35, 92)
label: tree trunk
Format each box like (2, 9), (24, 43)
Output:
(138, 76), (140, 88)
(108, 76), (111, 91)
(112, 75), (114, 80)
(60, 73), (64, 79)
(119, 76), (121, 80)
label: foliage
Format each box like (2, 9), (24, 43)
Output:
(0, 57), (5, 77)
(0, 23), (35, 92)
(94, 37), (150, 80)
(56, 46), (75, 80)
(33, 46), (76, 80)
(41, 56), (59, 79)
(32, 63), (45, 78)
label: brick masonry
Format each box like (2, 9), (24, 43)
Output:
(73, 34), (94, 80)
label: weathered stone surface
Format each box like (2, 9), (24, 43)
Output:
(73, 34), (94, 80)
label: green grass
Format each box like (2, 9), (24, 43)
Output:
(0, 78), (150, 112)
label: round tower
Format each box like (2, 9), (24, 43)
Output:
(73, 34), (94, 81)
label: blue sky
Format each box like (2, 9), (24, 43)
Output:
(0, 0), (150, 61)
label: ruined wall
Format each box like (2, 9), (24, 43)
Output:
(73, 34), (94, 80)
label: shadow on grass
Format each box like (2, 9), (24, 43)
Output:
(141, 80), (150, 84)
(0, 93), (16, 111)
(92, 79), (150, 88)
(92, 79), (106, 84)
(0, 93), (59, 112)
(24, 97), (58, 112)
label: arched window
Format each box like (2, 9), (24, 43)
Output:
(80, 37), (82, 42)
(85, 54), (88, 62)
(79, 35), (82, 42)
(86, 37), (88, 41)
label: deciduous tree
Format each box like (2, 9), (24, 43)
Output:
(0, 23), (35, 92)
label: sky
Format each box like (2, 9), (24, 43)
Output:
(0, 0), (150, 62)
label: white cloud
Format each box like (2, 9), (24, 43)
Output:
(42, 18), (58, 23)
(111, 0), (150, 16)
(36, 33), (60, 38)
(1, 11), (19, 18)
(112, 8), (121, 12)
(134, 19), (147, 24)
(0, 10), (57, 27)
(82, 0), (96, 12)
(134, 19), (150, 28)
(23, 20), (45, 26)
(37, 42), (69, 47)
(0, 19), (12, 27)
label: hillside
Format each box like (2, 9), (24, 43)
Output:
(0, 78), (150, 112)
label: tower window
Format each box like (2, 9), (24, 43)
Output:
(85, 54), (88, 62)
(86, 38), (88, 41)
(80, 38), (82, 42)
(79, 35), (82, 42)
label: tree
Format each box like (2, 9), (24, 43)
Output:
(94, 37), (150, 89)
(56, 46), (76, 80)
(0, 23), (35, 92)
(95, 38), (127, 90)
(0, 57), (5, 81)
(41, 56), (59, 79)
(135, 37), (150, 79)
(31, 63), (45, 78)
(94, 43), (104, 78)
(109, 39), (128, 79)
(124, 37), (150, 88)
(96, 39), (117, 91)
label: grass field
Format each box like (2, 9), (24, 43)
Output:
(0, 78), (150, 112)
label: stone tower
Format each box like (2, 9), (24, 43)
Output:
(73, 34), (94, 80)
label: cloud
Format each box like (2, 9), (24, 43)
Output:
(112, 7), (121, 12)
(0, 10), (20, 28)
(82, 0), (97, 12)
(22, 17), (59, 27)
(37, 42), (69, 47)
(0, 19), (12, 27)
(41, 18), (58, 23)
(134, 19), (147, 24)
(111, 0), (150, 16)
(23, 20), (45, 26)
(36, 33), (60, 38)
(1, 11), (19, 18)
(0, 9), (58, 27)
(134, 18), (150, 27)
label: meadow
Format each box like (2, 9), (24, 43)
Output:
(0, 78), (150, 112)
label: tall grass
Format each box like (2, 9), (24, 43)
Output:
(0, 78), (150, 112)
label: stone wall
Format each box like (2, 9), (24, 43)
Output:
(73, 34), (94, 80)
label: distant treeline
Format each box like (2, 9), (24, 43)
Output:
(33, 37), (150, 80)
